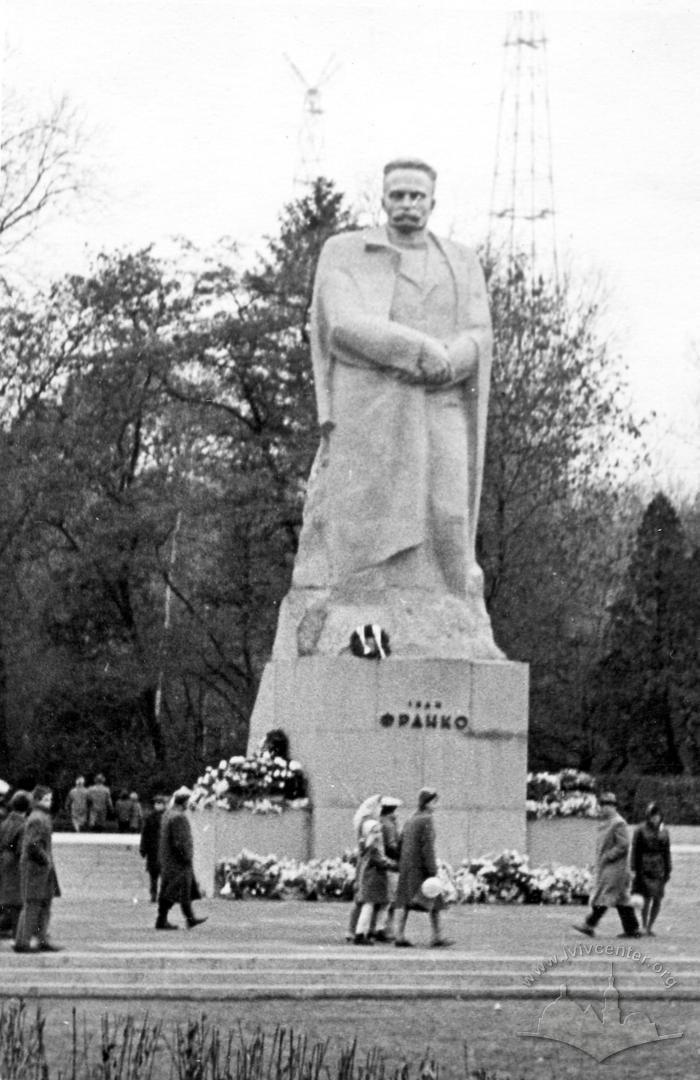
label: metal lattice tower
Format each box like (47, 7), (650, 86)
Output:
(488, 12), (559, 284)
(285, 54), (340, 188)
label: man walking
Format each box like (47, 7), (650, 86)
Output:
(140, 794), (166, 902)
(156, 787), (206, 930)
(86, 773), (114, 832)
(574, 791), (641, 939)
(394, 788), (451, 948)
(65, 776), (88, 832)
(14, 786), (63, 953)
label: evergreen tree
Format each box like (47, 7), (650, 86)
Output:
(589, 492), (700, 774)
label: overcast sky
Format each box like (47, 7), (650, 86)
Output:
(5, 1), (700, 491)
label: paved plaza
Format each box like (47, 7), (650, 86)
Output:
(2, 835), (700, 1003)
(2, 836), (699, 1079)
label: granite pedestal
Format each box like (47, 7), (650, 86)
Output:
(248, 656), (528, 865)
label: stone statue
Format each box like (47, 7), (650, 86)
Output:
(273, 158), (502, 660)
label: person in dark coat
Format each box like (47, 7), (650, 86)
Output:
(114, 790), (132, 832)
(632, 802), (672, 936)
(140, 794), (166, 901)
(345, 794), (383, 941)
(373, 796), (402, 941)
(574, 791), (641, 939)
(156, 787), (207, 930)
(127, 792), (143, 832)
(353, 818), (398, 945)
(14, 786), (63, 953)
(0, 790), (31, 938)
(87, 774), (114, 831)
(394, 788), (451, 948)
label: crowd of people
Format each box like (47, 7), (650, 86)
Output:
(0, 774), (673, 953)
(64, 774), (143, 832)
(0, 780), (206, 952)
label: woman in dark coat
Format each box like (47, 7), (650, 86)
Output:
(156, 787), (206, 931)
(632, 802), (672, 936)
(394, 788), (450, 948)
(0, 790), (31, 936)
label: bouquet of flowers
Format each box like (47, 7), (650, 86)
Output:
(216, 851), (357, 901)
(526, 769), (599, 820)
(215, 848), (591, 905)
(189, 749), (309, 813)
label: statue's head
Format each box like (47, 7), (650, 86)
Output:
(382, 158), (437, 238)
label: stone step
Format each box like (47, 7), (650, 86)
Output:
(2, 950), (697, 1000)
(3, 947), (698, 972)
(2, 980), (698, 1002)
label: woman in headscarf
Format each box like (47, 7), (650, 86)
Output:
(631, 802), (672, 936)
(345, 795), (382, 941)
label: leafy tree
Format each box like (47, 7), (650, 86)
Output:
(0, 181), (355, 789)
(479, 256), (645, 768)
(589, 492), (700, 774)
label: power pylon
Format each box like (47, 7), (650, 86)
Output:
(488, 12), (559, 285)
(285, 54), (340, 188)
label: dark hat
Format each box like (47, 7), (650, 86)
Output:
(10, 790), (31, 813)
(172, 786), (192, 804)
(418, 787), (438, 810)
(598, 791), (617, 806)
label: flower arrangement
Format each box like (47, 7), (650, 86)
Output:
(215, 849), (592, 905)
(189, 746), (309, 813)
(216, 851), (357, 901)
(526, 768), (599, 820)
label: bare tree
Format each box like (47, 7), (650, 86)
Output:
(0, 90), (92, 272)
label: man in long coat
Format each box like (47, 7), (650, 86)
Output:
(273, 157), (500, 659)
(156, 787), (206, 930)
(0, 790), (31, 937)
(14, 785), (63, 953)
(394, 787), (451, 948)
(574, 791), (641, 938)
(140, 793), (166, 901)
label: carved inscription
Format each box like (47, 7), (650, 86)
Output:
(379, 699), (468, 731)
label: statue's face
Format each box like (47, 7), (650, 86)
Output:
(382, 168), (435, 236)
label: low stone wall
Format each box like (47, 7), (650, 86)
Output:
(526, 817), (597, 867)
(188, 808), (312, 896)
(184, 811), (700, 898)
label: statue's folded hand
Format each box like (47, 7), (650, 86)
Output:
(417, 341), (453, 385)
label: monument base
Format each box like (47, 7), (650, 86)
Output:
(248, 656), (528, 865)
